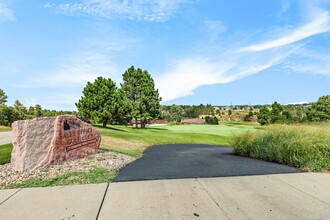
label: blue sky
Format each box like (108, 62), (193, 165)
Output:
(1, 0), (330, 110)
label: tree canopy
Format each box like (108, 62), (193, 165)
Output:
(257, 106), (271, 125)
(168, 104), (185, 122)
(0, 89), (8, 105)
(76, 76), (131, 127)
(270, 101), (284, 123)
(307, 95), (330, 122)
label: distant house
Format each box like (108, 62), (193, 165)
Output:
(181, 118), (206, 125)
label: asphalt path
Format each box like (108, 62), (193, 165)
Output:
(115, 144), (300, 182)
(0, 131), (12, 145)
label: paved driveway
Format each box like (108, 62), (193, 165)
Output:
(0, 131), (12, 145)
(115, 144), (299, 182)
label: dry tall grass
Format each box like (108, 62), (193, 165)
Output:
(232, 123), (330, 171)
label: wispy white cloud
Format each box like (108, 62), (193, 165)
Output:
(18, 51), (121, 110)
(0, 3), (15, 21)
(300, 0), (330, 20)
(21, 52), (120, 88)
(155, 58), (232, 101)
(200, 19), (227, 41)
(283, 48), (330, 76)
(40, 0), (330, 106)
(22, 93), (81, 110)
(240, 11), (330, 52)
(156, 45), (300, 102)
(156, 4), (330, 102)
(45, 0), (191, 22)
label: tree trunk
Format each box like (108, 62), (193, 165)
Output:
(141, 118), (147, 128)
(102, 119), (107, 128)
(135, 118), (138, 128)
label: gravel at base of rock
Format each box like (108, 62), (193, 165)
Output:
(0, 150), (135, 189)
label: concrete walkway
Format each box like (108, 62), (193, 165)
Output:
(1, 173), (330, 220)
(0, 131), (12, 145)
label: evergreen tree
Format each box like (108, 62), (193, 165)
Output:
(14, 100), (28, 120)
(205, 116), (219, 125)
(0, 89), (8, 105)
(28, 106), (35, 118)
(270, 101), (283, 123)
(184, 105), (200, 118)
(228, 109), (232, 121)
(169, 104), (185, 122)
(244, 107), (254, 121)
(35, 104), (43, 117)
(307, 95), (330, 122)
(121, 66), (162, 128)
(257, 106), (271, 125)
(76, 76), (131, 127)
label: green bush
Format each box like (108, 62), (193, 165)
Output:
(205, 116), (219, 125)
(232, 124), (330, 171)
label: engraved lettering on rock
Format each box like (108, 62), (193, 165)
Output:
(61, 120), (96, 151)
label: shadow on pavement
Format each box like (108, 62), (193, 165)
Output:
(114, 144), (300, 182)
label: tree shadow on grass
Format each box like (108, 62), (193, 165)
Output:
(94, 125), (128, 133)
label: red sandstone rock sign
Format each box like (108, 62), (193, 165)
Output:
(11, 115), (101, 172)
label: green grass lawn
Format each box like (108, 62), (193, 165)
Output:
(0, 126), (11, 132)
(0, 143), (12, 164)
(98, 123), (256, 157)
(166, 123), (256, 136)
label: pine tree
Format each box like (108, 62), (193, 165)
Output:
(257, 106), (271, 125)
(76, 76), (131, 127)
(121, 66), (162, 128)
(0, 89), (8, 105)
